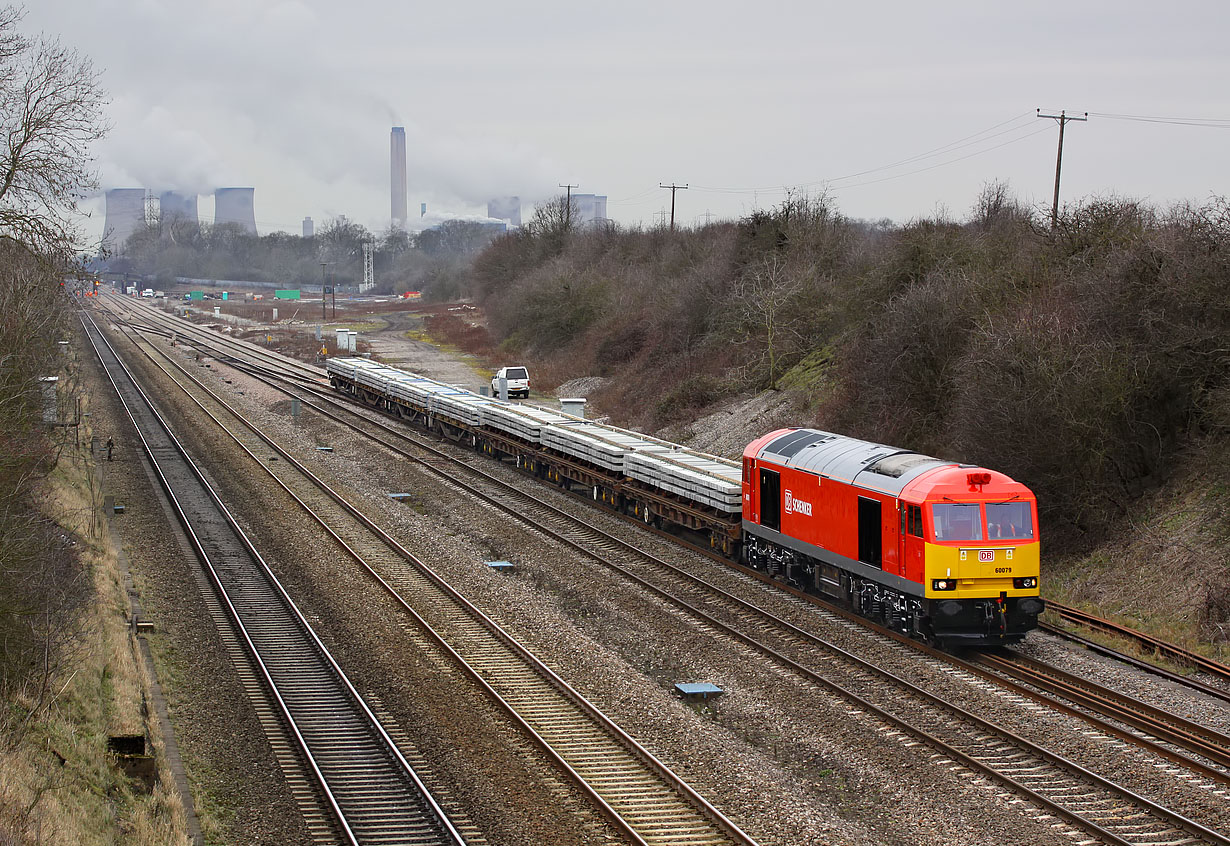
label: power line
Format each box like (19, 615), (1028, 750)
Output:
(827, 125), (1052, 191)
(823, 112), (1037, 185)
(1089, 111), (1230, 128)
(607, 186), (660, 205)
(690, 112), (1038, 196)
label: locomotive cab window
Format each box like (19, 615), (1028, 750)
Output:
(987, 501), (1034, 539)
(931, 503), (983, 542)
(909, 505), (923, 538)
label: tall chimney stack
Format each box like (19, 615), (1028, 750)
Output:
(390, 127), (407, 229)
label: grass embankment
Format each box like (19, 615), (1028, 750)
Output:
(0, 406), (187, 844)
(1043, 437), (1230, 664)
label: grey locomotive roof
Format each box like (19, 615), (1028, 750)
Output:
(759, 429), (950, 497)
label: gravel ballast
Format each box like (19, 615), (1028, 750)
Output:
(91, 304), (1230, 845)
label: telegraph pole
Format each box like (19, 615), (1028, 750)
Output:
(558, 183), (578, 229)
(659, 183), (688, 230)
(1037, 109), (1088, 229)
(319, 261), (332, 321)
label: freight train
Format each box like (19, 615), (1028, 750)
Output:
(326, 357), (1043, 645)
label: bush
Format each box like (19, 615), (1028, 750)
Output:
(470, 190), (1230, 551)
(0, 247), (90, 744)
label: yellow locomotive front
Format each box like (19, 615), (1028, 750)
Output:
(904, 468), (1044, 644)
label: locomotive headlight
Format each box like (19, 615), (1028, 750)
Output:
(931, 579), (957, 591)
(1013, 576), (1038, 590)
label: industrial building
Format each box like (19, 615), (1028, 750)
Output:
(303, 217), (314, 238)
(571, 193), (608, 226)
(214, 187), (257, 235)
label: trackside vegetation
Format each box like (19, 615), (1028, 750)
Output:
(470, 188), (1230, 648)
(0, 7), (187, 842)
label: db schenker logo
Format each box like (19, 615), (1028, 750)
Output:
(784, 490), (813, 516)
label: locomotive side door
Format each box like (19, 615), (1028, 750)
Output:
(898, 503), (908, 577)
(759, 468), (781, 531)
(857, 496), (882, 568)
(903, 503), (925, 582)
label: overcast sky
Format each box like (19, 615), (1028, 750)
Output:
(23, 0), (1230, 238)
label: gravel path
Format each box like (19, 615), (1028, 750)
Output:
(361, 309), (489, 392)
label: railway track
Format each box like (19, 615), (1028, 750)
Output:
(1045, 602), (1230, 687)
(82, 311), (469, 846)
(100, 307), (758, 846)
(103, 300), (1230, 845)
(110, 300), (1230, 692)
(974, 650), (1230, 770)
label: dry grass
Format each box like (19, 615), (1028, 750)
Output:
(1045, 441), (1230, 663)
(0, 401), (189, 844)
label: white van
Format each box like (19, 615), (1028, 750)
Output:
(141, 288), (154, 297)
(491, 366), (530, 399)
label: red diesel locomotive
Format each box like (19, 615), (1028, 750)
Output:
(742, 428), (1043, 645)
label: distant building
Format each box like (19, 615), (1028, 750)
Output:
(570, 193), (608, 226)
(214, 187), (257, 235)
(391, 127), (408, 229)
(302, 216), (314, 238)
(487, 196), (521, 227)
(158, 191), (198, 228)
(102, 188), (146, 255)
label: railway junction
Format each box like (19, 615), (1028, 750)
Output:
(81, 294), (1230, 846)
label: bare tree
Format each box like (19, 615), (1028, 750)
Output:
(0, 8), (105, 750)
(0, 244), (90, 749)
(524, 194), (579, 239)
(970, 179), (1028, 230)
(0, 6), (108, 256)
(729, 252), (807, 389)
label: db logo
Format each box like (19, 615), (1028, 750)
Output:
(784, 490), (813, 516)
(979, 550), (995, 563)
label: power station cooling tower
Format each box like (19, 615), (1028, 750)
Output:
(103, 188), (147, 255)
(391, 127), (408, 228)
(214, 187), (257, 235)
(158, 191), (199, 227)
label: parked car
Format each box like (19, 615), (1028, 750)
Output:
(491, 366), (530, 399)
